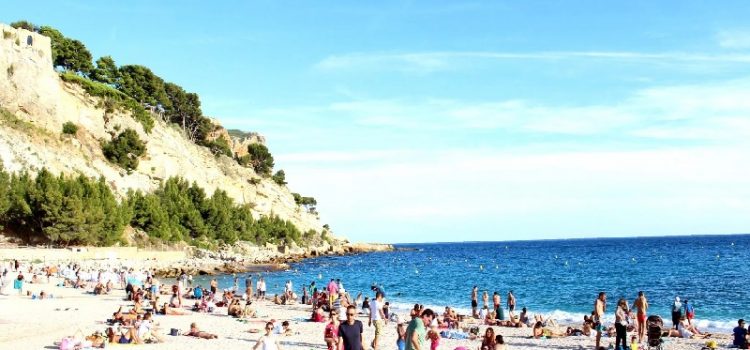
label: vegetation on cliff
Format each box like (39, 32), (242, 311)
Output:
(0, 163), (304, 247)
(2, 20), (329, 246)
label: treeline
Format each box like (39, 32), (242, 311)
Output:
(0, 164), (303, 246)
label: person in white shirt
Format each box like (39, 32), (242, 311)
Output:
(369, 292), (386, 349)
(254, 322), (283, 350)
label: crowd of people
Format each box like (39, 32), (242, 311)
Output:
(0, 258), (738, 350)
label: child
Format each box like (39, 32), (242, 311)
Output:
(428, 329), (440, 350)
(396, 323), (406, 350)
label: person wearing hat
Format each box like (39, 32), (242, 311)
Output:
(733, 319), (747, 348)
(671, 297), (682, 330)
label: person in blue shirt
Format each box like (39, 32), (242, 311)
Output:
(733, 319), (747, 348)
(684, 299), (695, 325)
(194, 285), (203, 299)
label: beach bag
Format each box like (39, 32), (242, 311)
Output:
(170, 328), (181, 336)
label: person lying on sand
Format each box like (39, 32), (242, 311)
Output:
(532, 321), (566, 339)
(186, 322), (218, 339)
(159, 302), (190, 315)
(106, 326), (141, 344)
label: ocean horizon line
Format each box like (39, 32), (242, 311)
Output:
(377, 231), (750, 245)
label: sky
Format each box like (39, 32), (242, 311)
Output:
(4, 1), (750, 243)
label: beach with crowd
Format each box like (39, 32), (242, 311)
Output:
(0, 257), (741, 350)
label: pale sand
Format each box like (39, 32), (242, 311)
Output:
(0, 277), (730, 350)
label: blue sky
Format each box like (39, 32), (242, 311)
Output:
(5, 1), (750, 243)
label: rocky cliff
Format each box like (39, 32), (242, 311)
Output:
(0, 23), (352, 248)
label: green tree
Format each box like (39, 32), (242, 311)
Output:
(91, 56), (119, 85)
(117, 65), (170, 108)
(38, 26), (94, 75)
(272, 170), (287, 186)
(0, 163), (10, 230)
(240, 143), (274, 176)
(102, 129), (147, 171)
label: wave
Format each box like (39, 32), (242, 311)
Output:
(385, 301), (737, 332)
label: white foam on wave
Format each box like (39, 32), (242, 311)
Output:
(385, 300), (736, 332)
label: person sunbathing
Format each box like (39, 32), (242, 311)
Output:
(485, 311), (497, 325)
(160, 302), (190, 315)
(676, 317), (709, 339)
(106, 326), (141, 344)
(94, 282), (105, 295)
(228, 299), (243, 317)
(112, 306), (138, 324)
(243, 301), (258, 318)
(186, 322), (218, 339)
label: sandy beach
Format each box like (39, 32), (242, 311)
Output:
(0, 260), (731, 350)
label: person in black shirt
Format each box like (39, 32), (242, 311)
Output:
(339, 305), (364, 350)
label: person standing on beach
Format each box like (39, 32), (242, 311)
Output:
(632, 291), (648, 343)
(615, 298), (628, 350)
(671, 297), (682, 330)
(369, 292), (386, 349)
(492, 292), (504, 321)
(482, 291), (489, 310)
(594, 292), (606, 350)
(328, 279), (339, 309)
(406, 309), (435, 350)
(339, 305), (364, 350)
(471, 286), (479, 318)
(507, 291), (516, 319)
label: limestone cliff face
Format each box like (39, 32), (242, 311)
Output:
(0, 24), (329, 239)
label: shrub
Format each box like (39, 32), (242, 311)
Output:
(6, 64), (13, 78)
(239, 143), (274, 176)
(272, 170), (287, 186)
(102, 129), (146, 171)
(62, 121), (78, 135)
(2, 31), (11, 39)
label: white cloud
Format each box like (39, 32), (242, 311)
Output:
(217, 77), (750, 242)
(717, 30), (750, 49)
(285, 146), (750, 242)
(315, 51), (750, 73)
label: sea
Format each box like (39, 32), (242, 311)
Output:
(195, 234), (750, 332)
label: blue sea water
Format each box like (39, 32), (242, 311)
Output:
(198, 234), (750, 331)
